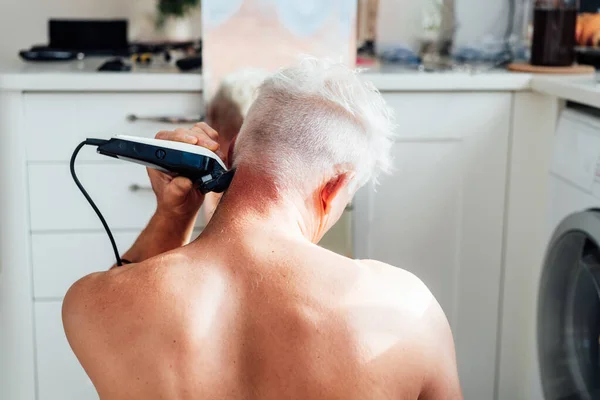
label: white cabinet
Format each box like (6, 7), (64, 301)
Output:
(354, 93), (511, 399)
(35, 302), (99, 400)
(0, 90), (207, 400)
(24, 92), (204, 161)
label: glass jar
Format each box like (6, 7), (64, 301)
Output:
(531, 0), (579, 66)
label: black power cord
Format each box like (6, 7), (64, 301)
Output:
(70, 139), (123, 267)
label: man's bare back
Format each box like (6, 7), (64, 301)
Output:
(63, 220), (460, 400)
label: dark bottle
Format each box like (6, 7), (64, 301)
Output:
(531, 0), (579, 66)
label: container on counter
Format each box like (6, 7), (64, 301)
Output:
(531, 0), (579, 66)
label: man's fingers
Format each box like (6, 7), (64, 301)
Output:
(173, 128), (201, 144)
(156, 130), (195, 143)
(193, 122), (219, 141)
(195, 135), (220, 152)
(154, 127), (219, 151)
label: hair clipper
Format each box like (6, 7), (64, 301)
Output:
(96, 135), (235, 194)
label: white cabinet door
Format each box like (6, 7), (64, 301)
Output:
(35, 302), (99, 400)
(24, 92), (203, 162)
(354, 93), (511, 399)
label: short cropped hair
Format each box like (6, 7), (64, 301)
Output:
(233, 58), (396, 192)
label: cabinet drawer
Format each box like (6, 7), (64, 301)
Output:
(32, 232), (137, 299)
(24, 92), (203, 162)
(32, 230), (203, 299)
(35, 301), (98, 400)
(28, 163), (207, 231)
(383, 93), (511, 140)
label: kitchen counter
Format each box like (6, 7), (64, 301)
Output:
(0, 59), (534, 92)
(532, 74), (600, 109)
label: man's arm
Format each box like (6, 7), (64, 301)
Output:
(118, 208), (197, 265)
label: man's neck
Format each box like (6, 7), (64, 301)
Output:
(197, 168), (316, 243)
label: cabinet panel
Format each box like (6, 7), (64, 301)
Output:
(357, 92), (511, 399)
(28, 163), (207, 231)
(32, 232), (137, 299)
(31, 229), (204, 299)
(29, 163), (156, 231)
(369, 142), (463, 310)
(35, 302), (99, 400)
(384, 92), (506, 140)
(24, 92), (203, 162)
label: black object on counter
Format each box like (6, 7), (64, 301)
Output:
(531, 1), (578, 66)
(19, 49), (80, 62)
(49, 19), (129, 55)
(176, 55), (202, 72)
(576, 47), (600, 69)
(97, 58), (131, 72)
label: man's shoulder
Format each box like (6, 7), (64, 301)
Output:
(352, 259), (450, 358)
(356, 259), (434, 317)
(353, 259), (462, 398)
(62, 252), (197, 337)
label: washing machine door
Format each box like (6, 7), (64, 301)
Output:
(538, 210), (600, 400)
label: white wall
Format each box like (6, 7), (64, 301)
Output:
(0, 0), (132, 62)
(455, 0), (510, 48)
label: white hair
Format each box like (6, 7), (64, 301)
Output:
(233, 58), (396, 192)
(208, 69), (269, 119)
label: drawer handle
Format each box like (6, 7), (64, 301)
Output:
(129, 184), (153, 193)
(126, 114), (204, 124)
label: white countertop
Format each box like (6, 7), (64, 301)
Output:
(531, 74), (600, 109)
(0, 58), (533, 92)
(4, 58), (600, 107)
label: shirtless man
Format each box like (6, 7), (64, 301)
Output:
(62, 59), (462, 400)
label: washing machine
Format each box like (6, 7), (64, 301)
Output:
(538, 104), (600, 399)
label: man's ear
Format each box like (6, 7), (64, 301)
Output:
(320, 172), (352, 215)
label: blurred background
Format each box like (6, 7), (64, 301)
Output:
(1, 0), (597, 67)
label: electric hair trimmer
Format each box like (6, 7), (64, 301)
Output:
(96, 135), (235, 194)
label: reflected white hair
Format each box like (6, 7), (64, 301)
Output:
(233, 58), (396, 192)
(208, 69), (269, 118)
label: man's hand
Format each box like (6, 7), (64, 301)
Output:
(150, 122), (226, 220)
(114, 123), (226, 267)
